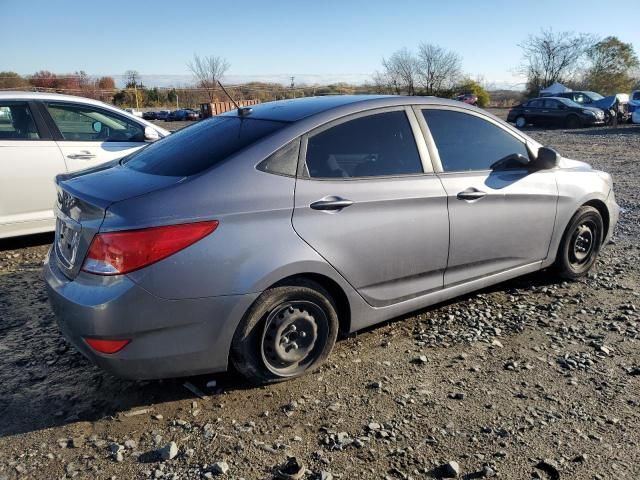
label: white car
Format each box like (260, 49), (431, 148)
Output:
(0, 92), (170, 238)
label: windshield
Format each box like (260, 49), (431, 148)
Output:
(125, 116), (287, 176)
(583, 91), (604, 101)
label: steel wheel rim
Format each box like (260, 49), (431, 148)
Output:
(260, 300), (328, 377)
(569, 220), (597, 267)
(516, 117), (526, 128)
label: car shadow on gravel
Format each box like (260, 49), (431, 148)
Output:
(570, 125), (640, 136)
(0, 263), (564, 439)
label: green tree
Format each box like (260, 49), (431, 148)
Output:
(455, 79), (490, 107)
(584, 36), (639, 94)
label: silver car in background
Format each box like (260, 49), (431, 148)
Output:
(44, 95), (619, 383)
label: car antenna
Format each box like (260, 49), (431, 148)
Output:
(217, 81), (253, 116)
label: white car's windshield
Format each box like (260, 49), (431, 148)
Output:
(583, 91), (604, 101)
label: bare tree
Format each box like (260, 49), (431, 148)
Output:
(416, 43), (462, 95)
(188, 54), (230, 102)
(124, 70), (140, 88)
(381, 48), (419, 95)
(519, 29), (593, 96)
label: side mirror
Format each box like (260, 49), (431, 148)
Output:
(144, 126), (160, 142)
(490, 153), (529, 170)
(533, 146), (559, 170)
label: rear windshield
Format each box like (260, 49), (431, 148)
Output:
(124, 116), (287, 176)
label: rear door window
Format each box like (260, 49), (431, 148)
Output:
(125, 116), (287, 176)
(305, 110), (423, 178)
(422, 109), (528, 172)
(46, 103), (144, 142)
(0, 103), (40, 140)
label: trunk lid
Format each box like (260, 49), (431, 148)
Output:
(54, 162), (183, 279)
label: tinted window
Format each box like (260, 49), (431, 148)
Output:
(543, 99), (560, 109)
(527, 100), (543, 108)
(125, 116), (287, 176)
(47, 103), (144, 142)
(305, 111), (422, 178)
(423, 110), (529, 172)
(257, 139), (300, 176)
(0, 103), (40, 140)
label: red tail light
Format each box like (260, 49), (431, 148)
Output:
(85, 338), (130, 354)
(82, 221), (218, 275)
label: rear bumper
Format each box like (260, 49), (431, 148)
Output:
(44, 250), (258, 380)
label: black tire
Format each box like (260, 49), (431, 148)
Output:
(554, 206), (603, 280)
(515, 116), (527, 129)
(230, 279), (339, 384)
(565, 114), (581, 129)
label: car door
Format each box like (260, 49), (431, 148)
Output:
(44, 101), (148, 172)
(419, 107), (557, 286)
(523, 99), (542, 125)
(292, 107), (450, 307)
(543, 99), (564, 126)
(0, 101), (67, 236)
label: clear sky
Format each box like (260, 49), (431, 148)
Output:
(2, 0), (639, 88)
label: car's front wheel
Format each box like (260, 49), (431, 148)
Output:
(231, 280), (339, 383)
(555, 206), (604, 280)
(515, 116), (526, 128)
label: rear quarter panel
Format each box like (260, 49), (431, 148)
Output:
(104, 139), (355, 301)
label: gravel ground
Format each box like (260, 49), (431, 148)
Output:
(0, 120), (639, 480)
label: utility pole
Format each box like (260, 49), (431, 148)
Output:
(290, 76), (295, 99)
(134, 83), (139, 110)
(176, 94), (179, 110)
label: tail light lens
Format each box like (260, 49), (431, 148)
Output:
(85, 338), (130, 354)
(82, 221), (218, 275)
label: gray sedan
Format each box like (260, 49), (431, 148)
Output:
(44, 95), (619, 383)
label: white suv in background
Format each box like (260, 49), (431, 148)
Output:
(0, 92), (170, 239)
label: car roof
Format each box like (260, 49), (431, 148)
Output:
(0, 90), (117, 107)
(222, 94), (469, 122)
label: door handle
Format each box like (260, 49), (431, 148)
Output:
(457, 188), (487, 201)
(310, 196), (354, 211)
(67, 151), (96, 160)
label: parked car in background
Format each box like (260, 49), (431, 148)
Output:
(142, 111), (158, 120)
(166, 109), (191, 121)
(185, 109), (200, 121)
(44, 95), (618, 383)
(0, 92), (170, 239)
(124, 108), (143, 118)
(629, 90), (640, 116)
(156, 110), (170, 121)
(455, 93), (478, 106)
(507, 97), (605, 128)
(554, 91), (629, 124)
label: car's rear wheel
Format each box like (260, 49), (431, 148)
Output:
(565, 114), (581, 129)
(231, 280), (339, 383)
(515, 116), (526, 128)
(554, 206), (604, 280)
